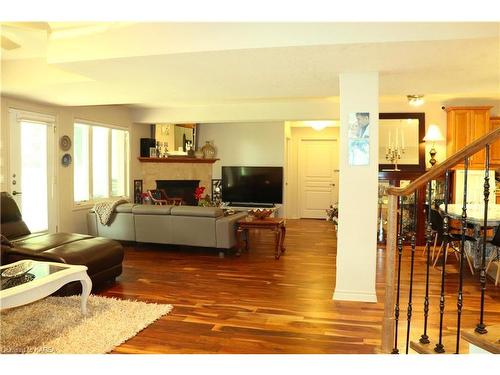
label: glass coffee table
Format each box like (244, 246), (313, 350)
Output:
(0, 260), (92, 315)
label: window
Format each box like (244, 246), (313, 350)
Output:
(92, 126), (109, 199)
(74, 123), (90, 202)
(74, 121), (129, 204)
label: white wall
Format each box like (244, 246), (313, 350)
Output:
(0, 95), (141, 234)
(197, 121), (285, 213)
(334, 72), (379, 303)
(197, 122), (285, 179)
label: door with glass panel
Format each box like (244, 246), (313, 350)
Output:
(9, 111), (57, 233)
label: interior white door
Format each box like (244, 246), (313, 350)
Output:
(9, 110), (57, 233)
(299, 139), (339, 218)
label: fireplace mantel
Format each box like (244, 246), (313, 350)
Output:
(138, 157), (218, 164)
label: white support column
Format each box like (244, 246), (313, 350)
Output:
(333, 72), (379, 302)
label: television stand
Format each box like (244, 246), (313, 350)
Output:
(227, 202), (275, 208)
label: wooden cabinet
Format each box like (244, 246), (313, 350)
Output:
(446, 106), (492, 168)
(490, 117), (500, 165)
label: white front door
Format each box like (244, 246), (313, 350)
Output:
(299, 139), (339, 219)
(9, 110), (57, 233)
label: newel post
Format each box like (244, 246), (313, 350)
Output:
(381, 193), (398, 353)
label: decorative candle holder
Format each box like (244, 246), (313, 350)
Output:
(385, 145), (405, 171)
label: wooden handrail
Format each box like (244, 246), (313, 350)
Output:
(386, 126), (500, 196)
(381, 125), (500, 353)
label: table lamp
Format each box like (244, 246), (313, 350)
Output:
(423, 124), (445, 166)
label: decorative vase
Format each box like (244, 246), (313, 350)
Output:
(201, 141), (216, 159)
(194, 150), (204, 159)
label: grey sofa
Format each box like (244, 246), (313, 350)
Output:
(87, 204), (247, 249)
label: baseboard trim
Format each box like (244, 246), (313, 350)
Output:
(332, 289), (378, 303)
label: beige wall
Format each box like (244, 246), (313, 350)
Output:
(0, 95), (143, 234)
(334, 72), (379, 303)
(197, 121), (285, 214)
(285, 124), (340, 219)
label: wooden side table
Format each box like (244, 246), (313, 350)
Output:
(236, 217), (286, 259)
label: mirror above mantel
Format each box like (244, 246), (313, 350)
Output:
(154, 123), (197, 155)
(379, 113), (425, 172)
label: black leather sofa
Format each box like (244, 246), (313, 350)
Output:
(1, 192), (124, 295)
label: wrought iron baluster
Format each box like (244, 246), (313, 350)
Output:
(435, 169), (450, 353)
(476, 145), (490, 334)
(419, 181), (433, 345)
(405, 191), (417, 354)
(456, 157), (469, 353)
(392, 195), (404, 354)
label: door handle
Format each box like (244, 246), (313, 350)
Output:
(330, 184), (336, 187)
(12, 191), (22, 196)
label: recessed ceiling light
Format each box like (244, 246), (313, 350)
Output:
(407, 95), (425, 107)
(305, 121), (333, 131)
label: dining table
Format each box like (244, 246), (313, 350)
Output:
(439, 203), (500, 270)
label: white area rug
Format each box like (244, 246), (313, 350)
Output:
(0, 295), (172, 354)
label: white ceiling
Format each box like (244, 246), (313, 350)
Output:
(1, 22), (499, 109)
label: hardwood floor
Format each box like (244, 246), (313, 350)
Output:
(97, 219), (500, 354)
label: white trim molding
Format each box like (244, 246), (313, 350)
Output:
(332, 289), (378, 303)
(9, 108), (56, 124)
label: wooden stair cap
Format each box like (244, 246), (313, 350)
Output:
(461, 324), (500, 354)
(410, 336), (469, 354)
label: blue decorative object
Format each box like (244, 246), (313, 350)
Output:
(62, 153), (72, 167)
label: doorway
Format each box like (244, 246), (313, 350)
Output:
(298, 138), (339, 218)
(9, 109), (57, 233)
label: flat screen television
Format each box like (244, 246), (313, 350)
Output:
(221, 166), (283, 205)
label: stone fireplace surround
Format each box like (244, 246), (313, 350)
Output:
(139, 161), (213, 205)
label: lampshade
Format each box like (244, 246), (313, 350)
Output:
(423, 124), (445, 142)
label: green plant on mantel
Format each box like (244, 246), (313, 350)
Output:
(198, 194), (213, 207)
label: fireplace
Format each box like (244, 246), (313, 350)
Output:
(156, 180), (200, 206)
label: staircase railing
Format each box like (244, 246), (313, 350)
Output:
(381, 126), (500, 354)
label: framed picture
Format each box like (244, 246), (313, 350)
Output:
(348, 112), (370, 166)
(134, 180), (143, 204)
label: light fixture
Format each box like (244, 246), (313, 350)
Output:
(306, 121), (332, 131)
(407, 95), (425, 107)
(423, 124), (445, 166)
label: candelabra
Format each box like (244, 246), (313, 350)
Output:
(385, 145), (405, 171)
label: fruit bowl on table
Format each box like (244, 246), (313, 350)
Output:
(248, 208), (275, 219)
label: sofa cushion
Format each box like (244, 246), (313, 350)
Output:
(1, 192), (31, 239)
(1, 192), (24, 223)
(5, 237), (124, 277)
(1, 234), (12, 247)
(1, 221), (31, 240)
(132, 205), (173, 215)
(170, 206), (223, 218)
(11, 233), (92, 253)
(89, 203), (136, 213)
(44, 237), (124, 276)
(115, 203), (136, 213)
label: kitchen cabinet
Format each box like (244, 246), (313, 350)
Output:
(446, 106), (492, 168)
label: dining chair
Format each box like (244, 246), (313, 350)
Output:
(431, 209), (475, 274)
(422, 207), (440, 262)
(486, 225), (500, 286)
